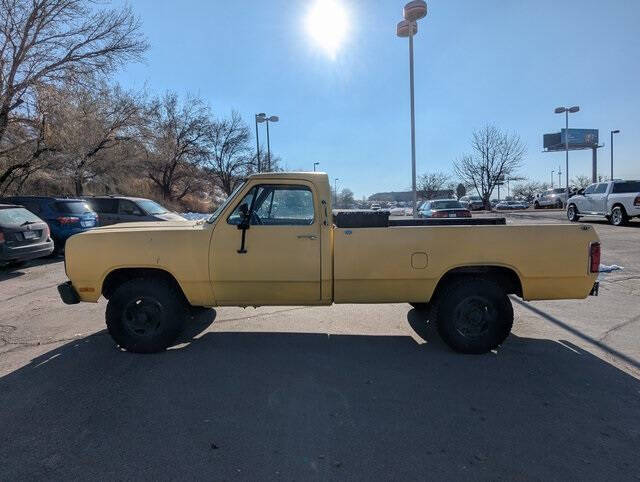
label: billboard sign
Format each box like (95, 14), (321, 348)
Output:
(543, 129), (599, 151)
(561, 129), (599, 148)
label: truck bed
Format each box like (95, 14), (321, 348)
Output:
(332, 223), (598, 304)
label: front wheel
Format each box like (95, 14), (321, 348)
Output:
(432, 278), (513, 354)
(106, 278), (187, 353)
(567, 204), (580, 222)
(555, 199), (563, 209)
(610, 206), (628, 226)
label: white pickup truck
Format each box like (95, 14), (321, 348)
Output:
(567, 180), (640, 226)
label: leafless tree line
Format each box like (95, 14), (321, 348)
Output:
(0, 0), (274, 209)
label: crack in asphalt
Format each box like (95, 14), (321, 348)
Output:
(0, 283), (58, 304)
(215, 306), (311, 324)
(598, 314), (640, 342)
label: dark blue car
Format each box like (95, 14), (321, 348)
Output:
(2, 197), (99, 254)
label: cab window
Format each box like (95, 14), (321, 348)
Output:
(119, 200), (143, 216)
(593, 183), (608, 194)
(228, 185), (315, 226)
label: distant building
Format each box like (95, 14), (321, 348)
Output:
(368, 189), (454, 202)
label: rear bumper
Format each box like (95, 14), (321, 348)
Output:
(0, 240), (54, 263)
(57, 281), (80, 305)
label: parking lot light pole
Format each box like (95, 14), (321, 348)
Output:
(610, 130), (620, 179)
(255, 113), (266, 172)
(397, 0), (427, 218)
(314, 162), (320, 171)
(551, 170), (555, 188)
(334, 178), (340, 206)
(256, 114), (279, 171)
(554, 106), (580, 205)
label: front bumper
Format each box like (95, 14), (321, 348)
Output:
(57, 281), (80, 305)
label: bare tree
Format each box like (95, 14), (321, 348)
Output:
(571, 175), (591, 190)
(336, 188), (355, 208)
(41, 80), (143, 195)
(143, 92), (213, 201)
(418, 171), (450, 200)
(205, 111), (251, 195)
(0, 0), (147, 189)
(512, 181), (550, 203)
(454, 125), (525, 209)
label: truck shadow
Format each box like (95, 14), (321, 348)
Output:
(1, 320), (638, 480)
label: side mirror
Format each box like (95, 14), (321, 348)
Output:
(237, 203), (250, 230)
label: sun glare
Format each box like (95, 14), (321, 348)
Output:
(305, 0), (348, 59)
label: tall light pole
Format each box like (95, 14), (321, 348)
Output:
(558, 166), (562, 188)
(610, 129), (620, 179)
(255, 113), (266, 172)
(256, 114), (279, 171)
(334, 178), (340, 206)
(397, 0), (427, 218)
(313, 162), (320, 171)
(551, 170), (555, 188)
(554, 106), (580, 204)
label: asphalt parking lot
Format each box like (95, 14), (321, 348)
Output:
(1, 211), (639, 480)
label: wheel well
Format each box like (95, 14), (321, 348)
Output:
(433, 266), (523, 300)
(611, 203), (626, 213)
(102, 268), (186, 301)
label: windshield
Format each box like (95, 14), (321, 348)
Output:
(54, 201), (92, 214)
(208, 181), (246, 224)
(0, 207), (42, 225)
(431, 200), (463, 209)
(137, 199), (168, 215)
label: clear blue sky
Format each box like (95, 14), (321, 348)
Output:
(113, 0), (640, 198)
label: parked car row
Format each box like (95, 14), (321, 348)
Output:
(0, 195), (183, 267)
(418, 199), (471, 218)
(566, 179), (640, 226)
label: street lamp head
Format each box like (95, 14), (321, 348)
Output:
(404, 0), (427, 22)
(568, 106), (580, 113)
(612, 129), (620, 134)
(396, 19), (417, 37)
(267, 116), (279, 122)
(256, 113), (266, 123)
(554, 107), (567, 114)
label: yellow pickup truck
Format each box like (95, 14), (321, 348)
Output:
(58, 172), (601, 354)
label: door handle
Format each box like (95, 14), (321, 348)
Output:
(297, 234), (318, 240)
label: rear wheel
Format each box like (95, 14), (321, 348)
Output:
(106, 278), (187, 353)
(567, 204), (580, 222)
(555, 199), (563, 209)
(534, 202), (540, 209)
(432, 278), (513, 354)
(610, 206), (628, 226)
(409, 302), (430, 311)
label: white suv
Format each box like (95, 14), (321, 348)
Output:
(534, 188), (569, 209)
(566, 180), (640, 226)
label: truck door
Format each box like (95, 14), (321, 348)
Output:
(211, 182), (322, 305)
(580, 184), (597, 213)
(589, 183), (609, 214)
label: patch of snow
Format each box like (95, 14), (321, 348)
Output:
(181, 212), (210, 221)
(599, 264), (623, 273)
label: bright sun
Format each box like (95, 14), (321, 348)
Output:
(305, 0), (348, 59)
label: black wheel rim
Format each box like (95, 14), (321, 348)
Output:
(122, 297), (164, 337)
(453, 295), (496, 338)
